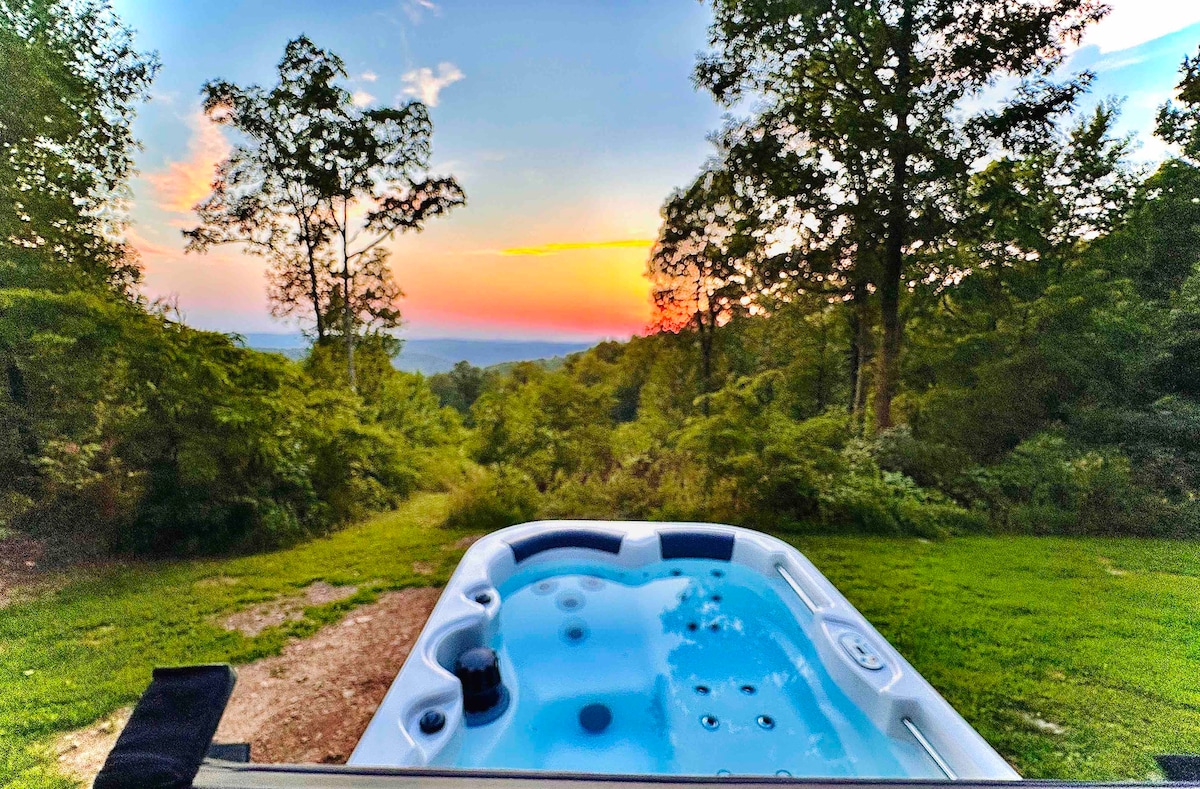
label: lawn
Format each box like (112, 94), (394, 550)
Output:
(0, 493), (474, 788)
(794, 535), (1200, 780)
(2, 496), (1197, 786)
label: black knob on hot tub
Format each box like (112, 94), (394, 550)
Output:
(455, 647), (504, 713)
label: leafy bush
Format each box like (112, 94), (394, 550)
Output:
(870, 426), (975, 491)
(818, 471), (987, 537)
(444, 464), (540, 533)
(1, 292), (465, 555)
(963, 432), (1187, 536)
(540, 468), (664, 520)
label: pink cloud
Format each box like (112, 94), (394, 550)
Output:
(141, 113), (230, 214)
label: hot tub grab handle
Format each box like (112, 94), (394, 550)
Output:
(902, 717), (957, 780)
(776, 563), (818, 613)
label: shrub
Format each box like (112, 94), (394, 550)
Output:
(540, 467), (664, 520)
(963, 431), (1188, 536)
(444, 464), (540, 533)
(870, 426), (975, 490)
(817, 470), (986, 538)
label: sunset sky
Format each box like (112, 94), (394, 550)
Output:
(114, 0), (1200, 342)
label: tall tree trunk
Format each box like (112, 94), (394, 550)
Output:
(875, 0), (913, 433)
(697, 310), (713, 417)
(877, 184), (905, 431)
(344, 267), (355, 391)
(341, 200), (356, 392)
(814, 310), (829, 412)
(307, 249), (324, 341)
(876, 251), (901, 431)
(848, 303), (861, 415)
(848, 280), (873, 428)
(852, 305), (872, 428)
(299, 212), (325, 340)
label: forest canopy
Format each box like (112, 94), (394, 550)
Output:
(439, 4), (1200, 541)
(6, 0), (1200, 559)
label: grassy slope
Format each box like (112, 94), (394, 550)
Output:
(2, 498), (1197, 786)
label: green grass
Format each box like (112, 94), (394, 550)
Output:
(0, 493), (475, 789)
(792, 535), (1200, 781)
(2, 499), (1197, 786)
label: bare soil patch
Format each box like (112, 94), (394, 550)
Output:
(214, 586), (440, 763)
(453, 534), (484, 550)
(221, 581), (360, 636)
(54, 586), (440, 785)
(54, 707), (132, 783)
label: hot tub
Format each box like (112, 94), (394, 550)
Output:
(350, 521), (1018, 780)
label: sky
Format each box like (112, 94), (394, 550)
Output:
(113, 0), (1200, 342)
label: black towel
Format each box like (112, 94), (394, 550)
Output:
(94, 664), (237, 789)
(1159, 755), (1200, 782)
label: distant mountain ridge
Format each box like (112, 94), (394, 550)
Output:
(240, 333), (596, 374)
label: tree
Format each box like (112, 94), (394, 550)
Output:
(1101, 46), (1200, 300)
(901, 106), (1145, 457)
(959, 102), (1137, 289)
(1105, 160), (1200, 300)
(649, 165), (752, 405)
(185, 37), (342, 340)
(0, 0), (156, 540)
(429, 360), (490, 417)
(0, 0), (157, 293)
(1158, 44), (1200, 165)
(304, 59), (466, 390)
(717, 113), (883, 421)
(186, 37), (466, 387)
(697, 0), (1104, 430)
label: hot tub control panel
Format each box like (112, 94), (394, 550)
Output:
(839, 632), (885, 671)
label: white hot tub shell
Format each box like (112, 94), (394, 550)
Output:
(350, 520), (1019, 780)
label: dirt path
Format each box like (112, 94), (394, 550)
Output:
(54, 586), (441, 784)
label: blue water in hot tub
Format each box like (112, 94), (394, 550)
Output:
(452, 558), (942, 778)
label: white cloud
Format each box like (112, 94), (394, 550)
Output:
(400, 62), (464, 107)
(359, 71), (378, 83)
(1091, 52), (1150, 73)
(1081, 0), (1200, 54)
(402, 0), (439, 24)
(352, 90), (376, 108)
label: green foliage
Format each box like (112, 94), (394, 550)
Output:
(962, 433), (1152, 536)
(696, 0), (1104, 429)
(186, 35), (465, 388)
(1157, 44), (1200, 165)
(469, 362), (614, 490)
(0, 0), (157, 293)
(444, 464), (540, 532)
(0, 8), (463, 557)
(1100, 159), (1200, 300)
(428, 360), (492, 419)
(463, 331), (982, 538)
(0, 292), (464, 555)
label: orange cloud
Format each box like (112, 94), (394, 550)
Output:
(500, 239), (654, 256)
(142, 113), (230, 214)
